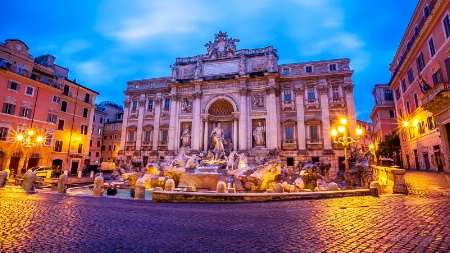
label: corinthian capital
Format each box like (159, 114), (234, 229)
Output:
(317, 85), (329, 95)
(294, 87), (304, 95)
(239, 88), (251, 96)
(343, 83), (354, 93)
(124, 100), (131, 108)
(193, 92), (202, 99)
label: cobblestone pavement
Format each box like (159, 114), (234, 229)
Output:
(1, 171), (450, 253)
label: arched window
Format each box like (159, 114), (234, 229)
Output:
(384, 90), (393, 101)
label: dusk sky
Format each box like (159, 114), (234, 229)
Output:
(1, 0), (418, 122)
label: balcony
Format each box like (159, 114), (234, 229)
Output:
(125, 141), (135, 147)
(329, 97), (345, 108)
(421, 81), (450, 113)
(306, 138), (323, 150)
(305, 99), (320, 109)
(282, 139), (297, 150)
(281, 100), (295, 111)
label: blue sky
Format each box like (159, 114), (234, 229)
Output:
(1, 0), (417, 122)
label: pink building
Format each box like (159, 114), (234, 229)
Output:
(0, 39), (99, 176)
(369, 84), (397, 143)
(389, 0), (449, 171)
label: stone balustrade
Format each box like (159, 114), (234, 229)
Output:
(372, 165), (407, 194)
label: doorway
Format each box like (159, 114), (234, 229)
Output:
(338, 157), (345, 171)
(423, 153), (430, 170)
(413, 150), (419, 170)
(9, 156), (21, 177)
(70, 161), (79, 174)
(0, 151), (4, 170)
(286, 157), (294, 167)
(405, 154), (410, 169)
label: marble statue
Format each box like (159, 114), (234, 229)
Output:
(180, 125), (191, 147)
(210, 123), (225, 152)
(184, 154), (198, 169)
(253, 122), (265, 146)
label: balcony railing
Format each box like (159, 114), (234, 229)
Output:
(305, 99), (319, 109)
(282, 139), (297, 150)
(125, 141), (135, 146)
(306, 138), (323, 150)
(281, 100), (295, 111)
(421, 81), (450, 106)
(329, 97), (345, 108)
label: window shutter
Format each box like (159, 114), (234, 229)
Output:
(2, 103), (6, 113)
(16, 83), (20, 91)
(20, 107), (25, 117)
(444, 58), (450, 81)
(27, 109), (32, 119)
(7, 81), (11, 89)
(11, 105), (16, 115)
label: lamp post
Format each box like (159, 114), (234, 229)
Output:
(331, 118), (363, 189)
(16, 129), (44, 174)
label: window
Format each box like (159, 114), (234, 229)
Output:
(427, 116), (435, 130)
(54, 141), (63, 152)
(413, 93), (419, 108)
(127, 131), (135, 142)
(63, 85), (70, 96)
(2, 103), (15, 115)
(93, 115), (96, 122)
(444, 14), (450, 38)
(395, 88), (400, 101)
(113, 145), (116, 151)
(135, 84), (139, 89)
(416, 53), (425, 72)
(109, 135), (113, 139)
(103, 135), (106, 139)
(144, 130), (152, 142)
(82, 108), (88, 118)
(332, 86), (340, 99)
(161, 130), (168, 143)
(0, 127), (8, 141)
(406, 101), (411, 114)
(164, 99), (170, 109)
(98, 128), (102, 135)
(25, 86), (34, 96)
(45, 134), (52, 146)
(307, 87), (315, 100)
(399, 108), (403, 118)
(305, 66), (312, 73)
(19, 107), (32, 118)
(100, 117), (103, 123)
(60, 101), (68, 112)
(285, 126), (293, 139)
(384, 90), (393, 101)
(389, 110), (395, 118)
(52, 95), (60, 104)
(81, 125), (88, 135)
(424, 5), (430, 19)
(108, 145), (111, 151)
(428, 37), (436, 57)
(114, 134), (117, 139)
(57, 119), (64, 130)
(7, 81), (19, 91)
(414, 25), (419, 36)
(106, 119), (109, 123)
(310, 125), (319, 139)
(432, 68), (443, 86)
(101, 146), (105, 151)
(149, 82), (155, 88)
(90, 140), (92, 146)
(97, 140), (100, 147)
(131, 101), (137, 111)
(147, 99), (154, 111)
(283, 89), (291, 102)
(282, 68), (289, 75)
(401, 78), (407, 92)
(78, 143), (83, 153)
(407, 68), (414, 84)
(84, 93), (90, 103)
(329, 64), (336, 71)
(96, 152), (99, 157)
(48, 113), (57, 123)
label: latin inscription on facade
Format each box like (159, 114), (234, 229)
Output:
(203, 60), (239, 76)
(203, 83), (239, 89)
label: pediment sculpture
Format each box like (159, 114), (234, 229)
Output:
(204, 31), (240, 58)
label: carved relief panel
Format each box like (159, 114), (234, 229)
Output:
(252, 93), (266, 110)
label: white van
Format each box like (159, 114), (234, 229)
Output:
(100, 162), (116, 172)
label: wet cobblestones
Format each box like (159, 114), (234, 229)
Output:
(1, 170), (450, 252)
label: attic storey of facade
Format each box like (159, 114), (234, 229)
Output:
(120, 32), (358, 179)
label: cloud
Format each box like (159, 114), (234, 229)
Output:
(73, 60), (113, 85)
(60, 40), (92, 55)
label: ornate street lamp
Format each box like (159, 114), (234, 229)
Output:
(331, 118), (364, 189)
(15, 129), (44, 174)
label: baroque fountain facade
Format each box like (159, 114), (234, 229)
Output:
(117, 32), (363, 191)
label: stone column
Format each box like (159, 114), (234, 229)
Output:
(152, 96), (162, 151)
(343, 81), (357, 138)
(168, 91), (179, 151)
(294, 86), (306, 151)
(135, 95), (146, 151)
(266, 84), (279, 149)
(191, 91), (202, 151)
(239, 88), (249, 151)
(202, 115), (209, 151)
(120, 99), (131, 153)
(232, 113), (239, 151)
(318, 84), (332, 150)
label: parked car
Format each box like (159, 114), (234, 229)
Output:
(30, 166), (57, 178)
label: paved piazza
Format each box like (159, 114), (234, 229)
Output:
(2, 172), (450, 253)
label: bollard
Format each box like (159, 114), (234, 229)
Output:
(154, 187), (163, 192)
(369, 181), (380, 197)
(164, 179), (175, 191)
(273, 183), (284, 193)
(90, 171), (94, 178)
(0, 170), (7, 188)
(22, 172), (37, 192)
(135, 178), (146, 199)
(77, 170), (82, 178)
(46, 170), (52, 179)
(216, 181), (226, 193)
(57, 174), (68, 193)
(93, 173), (104, 196)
